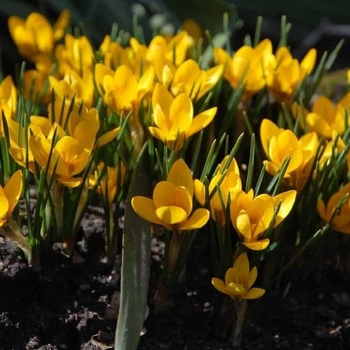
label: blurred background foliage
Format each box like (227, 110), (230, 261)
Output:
(1, 0), (350, 76)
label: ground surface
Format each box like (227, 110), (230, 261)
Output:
(1, 205), (350, 350)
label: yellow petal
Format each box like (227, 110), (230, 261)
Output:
(131, 196), (163, 225)
(243, 288), (265, 300)
(155, 206), (187, 225)
(232, 253), (250, 284)
(243, 239), (270, 251)
(211, 277), (228, 295)
(247, 267), (257, 290)
(187, 107), (217, 137)
(3, 170), (23, 216)
(97, 127), (121, 147)
(178, 208), (210, 230)
(152, 83), (173, 117)
(193, 179), (206, 205)
(235, 211), (252, 240)
(0, 194), (9, 226)
(169, 94), (193, 133)
(260, 119), (281, 157)
(167, 159), (193, 195)
(153, 181), (192, 215)
(273, 190), (297, 227)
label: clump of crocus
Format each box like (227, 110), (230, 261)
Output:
(230, 189), (296, 250)
(149, 83), (217, 151)
(260, 118), (319, 191)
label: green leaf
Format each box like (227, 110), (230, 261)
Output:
(115, 143), (151, 350)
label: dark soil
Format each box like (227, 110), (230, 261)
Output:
(1, 205), (350, 350)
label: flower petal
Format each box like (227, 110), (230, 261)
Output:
(155, 206), (187, 225)
(178, 208), (210, 230)
(131, 196), (163, 225)
(243, 287), (265, 300)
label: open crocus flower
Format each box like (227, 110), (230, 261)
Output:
(212, 253), (265, 300)
(194, 156), (242, 227)
(168, 59), (223, 101)
(0, 170), (23, 227)
(214, 39), (275, 100)
(317, 182), (350, 234)
(150, 83), (217, 151)
(132, 159), (210, 233)
(8, 10), (70, 62)
(230, 189), (296, 250)
(260, 118), (319, 191)
(266, 46), (316, 102)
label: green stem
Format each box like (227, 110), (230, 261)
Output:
(232, 299), (247, 348)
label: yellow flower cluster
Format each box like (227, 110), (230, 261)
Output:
(214, 39), (316, 102)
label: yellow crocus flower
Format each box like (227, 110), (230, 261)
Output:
(317, 182), (350, 234)
(8, 10), (70, 62)
(266, 46), (316, 102)
(304, 96), (347, 139)
(260, 118), (319, 191)
(150, 83), (217, 151)
(29, 132), (89, 188)
(230, 189), (296, 250)
(89, 162), (126, 205)
(194, 156), (242, 227)
(214, 39), (275, 100)
(55, 34), (94, 77)
(0, 170), (23, 227)
(132, 159), (210, 233)
(212, 253), (265, 300)
(49, 71), (95, 108)
(169, 59), (223, 101)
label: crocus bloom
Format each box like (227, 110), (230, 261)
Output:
(260, 118), (319, 191)
(168, 59), (223, 101)
(89, 162), (126, 205)
(194, 156), (242, 227)
(212, 253), (265, 300)
(317, 182), (350, 234)
(29, 132), (90, 187)
(0, 170), (23, 227)
(55, 34), (94, 77)
(266, 46), (316, 102)
(214, 39), (275, 99)
(303, 96), (347, 139)
(8, 10), (70, 61)
(150, 83), (217, 150)
(230, 189), (296, 250)
(132, 159), (210, 233)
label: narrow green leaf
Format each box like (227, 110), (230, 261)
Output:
(115, 143), (151, 350)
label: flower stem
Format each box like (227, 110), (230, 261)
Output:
(232, 299), (247, 348)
